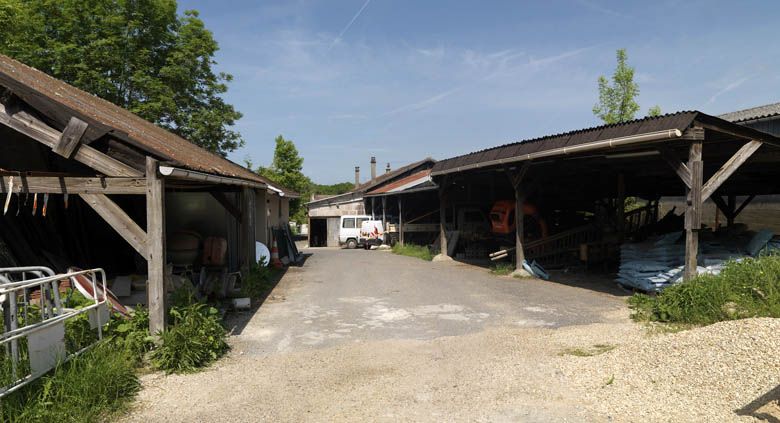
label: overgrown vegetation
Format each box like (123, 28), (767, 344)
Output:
(241, 260), (277, 300)
(150, 302), (229, 374)
(593, 48), (661, 124)
(490, 262), (514, 276)
(628, 255), (780, 325)
(391, 243), (433, 261)
(0, 344), (139, 423)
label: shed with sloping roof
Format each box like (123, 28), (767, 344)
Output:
(0, 54), (297, 333)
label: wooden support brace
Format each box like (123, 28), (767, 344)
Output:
(657, 147), (692, 189)
(53, 117), (88, 158)
(700, 140), (763, 202)
(210, 191), (242, 222)
(0, 102), (142, 177)
(437, 177), (449, 256)
(0, 176), (146, 194)
(79, 193), (148, 259)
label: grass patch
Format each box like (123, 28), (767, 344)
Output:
(628, 255), (780, 325)
(0, 344), (139, 423)
(391, 243), (433, 261)
(560, 343), (616, 357)
(490, 262), (514, 276)
(240, 260), (279, 300)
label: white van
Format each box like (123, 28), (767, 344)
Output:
(339, 215), (371, 249)
(359, 220), (385, 249)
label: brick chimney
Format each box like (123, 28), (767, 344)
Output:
(370, 156), (377, 180)
(354, 166), (360, 188)
(385, 163), (391, 174)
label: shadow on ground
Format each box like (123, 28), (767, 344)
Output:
(737, 384), (780, 422)
(453, 258), (629, 297)
(224, 253), (313, 336)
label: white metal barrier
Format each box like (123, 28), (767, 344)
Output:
(0, 267), (108, 397)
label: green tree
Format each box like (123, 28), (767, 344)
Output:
(593, 49), (641, 124)
(0, 0), (242, 156)
(647, 105), (662, 117)
(256, 135), (311, 223)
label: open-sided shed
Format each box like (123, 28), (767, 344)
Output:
(0, 55), (297, 333)
(430, 111), (780, 281)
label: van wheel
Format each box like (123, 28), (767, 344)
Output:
(346, 238), (357, 249)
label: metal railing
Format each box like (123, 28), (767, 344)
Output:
(0, 267), (108, 397)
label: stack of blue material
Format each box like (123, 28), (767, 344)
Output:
(616, 229), (778, 292)
(616, 232), (685, 292)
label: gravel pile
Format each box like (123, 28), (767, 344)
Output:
(558, 318), (780, 422)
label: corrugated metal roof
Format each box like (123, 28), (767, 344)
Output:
(719, 102), (780, 123)
(431, 112), (700, 175)
(0, 54), (297, 196)
(355, 158), (436, 192)
(366, 169), (432, 195)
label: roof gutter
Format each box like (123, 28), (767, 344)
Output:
(431, 129), (683, 177)
(158, 166), (267, 190)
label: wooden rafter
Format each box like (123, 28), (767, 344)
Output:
(53, 116), (88, 158)
(210, 191), (242, 222)
(0, 101), (142, 177)
(0, 176), (146, 194)
(79, 193), (148, 259)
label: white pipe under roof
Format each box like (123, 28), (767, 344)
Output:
(158, 165), (267, 189)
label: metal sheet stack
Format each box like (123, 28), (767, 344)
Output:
(616, 229), (779, 292)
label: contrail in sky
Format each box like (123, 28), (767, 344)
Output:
(328, 0), (372, 52)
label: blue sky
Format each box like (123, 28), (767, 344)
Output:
(178, 0), (780, 184)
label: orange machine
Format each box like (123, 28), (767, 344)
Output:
(489, 200), (548, 238)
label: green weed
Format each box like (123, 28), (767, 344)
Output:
(560, 344), (616, 357)
(391, 243), (433, 261)
(149, 303), (229, 374)
(241, 259), (277, 300)
(0, 343), (139, 423)
(490, 262), (514, 276)
(628, 255), (780, 325)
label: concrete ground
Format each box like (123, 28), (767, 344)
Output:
(123, 248), (630, 422)
(231, 248), (625, 355)
(122, 248), (779, 422)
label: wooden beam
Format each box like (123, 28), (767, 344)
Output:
(146, 157), (166, 335)
(701, 140), (763, 202)
(684, 141), (703, 281)
(241, 188), (256, 268)
(438, 177), (449, 257)
(710, 195), (731, 221)
(734, 194), (756, 218)
(53, 117), (88, 158)
(657, 147), (692, 188)
(514, 186), (527, 273)
(0, 102), (142, 177)
(209, 191), (242, 222)
(0, 176), (145, 194)
(79, 193), (148, 259)
(398, 196), (404, 246)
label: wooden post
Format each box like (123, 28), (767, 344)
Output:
(398, 196), (404, 246)
(726, 194), (736, 227)
(438, 186), (448, 257)
(684, 140), (703, 281)
(371, 197), (375, 220)
(514, 186), (526, 272)
(382, 196), (387, 228)
(146, 157), (166, 335)
(616, 173), (625, 237)
(242, 188), (256, 268)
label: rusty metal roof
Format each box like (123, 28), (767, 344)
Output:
(431, 112), (705, 175)
(365, 169), (433, 196)
(0, 54), (297, 196)
(355, 158), (435, 192)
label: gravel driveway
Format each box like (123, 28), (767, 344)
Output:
(122, 248), (780, 422)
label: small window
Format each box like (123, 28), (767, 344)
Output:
(342, 218), (356, 228)
(356, 217), (369, 227)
